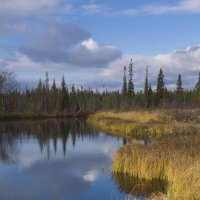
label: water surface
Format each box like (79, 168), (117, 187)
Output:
(0, 119), (128, 200)
(0, 119), (165, 200)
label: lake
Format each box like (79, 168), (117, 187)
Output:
(0, 119), (165, 200)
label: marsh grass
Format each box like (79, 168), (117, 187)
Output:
(113, 136), (200, 199)
(88, 109), (200, 199)
(88, 109), (200, 139)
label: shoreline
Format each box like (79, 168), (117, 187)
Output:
(87, 110), (200, 139)
(0, 111), (91, 121)
(88, 110), (200, 199)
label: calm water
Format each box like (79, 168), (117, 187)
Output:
(0, 119), (165, 200)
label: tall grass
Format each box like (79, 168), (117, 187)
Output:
(88, 109), (200, 199)
(113, 136), (200, 199)
(88, 110), (200, 139)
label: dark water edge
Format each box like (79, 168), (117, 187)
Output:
(0, 112), (90, 121)
(0, 119), (166, 200)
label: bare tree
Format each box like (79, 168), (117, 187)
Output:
(0, 71), (17, 112)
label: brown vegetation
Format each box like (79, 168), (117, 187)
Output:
(88, 109), (200, 199)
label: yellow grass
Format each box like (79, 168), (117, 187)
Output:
(113, 136), (200, 199)
(88, 109), (200, 199)
(88, 109), (200, 139)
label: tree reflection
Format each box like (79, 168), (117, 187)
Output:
(0, 119), (99, 162)
(112, 173), (167, 198)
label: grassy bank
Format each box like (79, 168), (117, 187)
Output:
(0, 111), (90, 121)
(88, 109), (200, 199)
(113, 136), (200, 199)
(88, 109), (200, 139)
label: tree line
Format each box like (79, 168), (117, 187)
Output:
(1, 60), (200, 113)
(122, 59), (200, 108)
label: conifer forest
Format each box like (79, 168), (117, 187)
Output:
(1, 59), (200, 113)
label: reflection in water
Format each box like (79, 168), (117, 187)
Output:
(0, 119), (98, 162)
(112, 173), (167, 198)
(0, 119), (165, 200)
(0, 119), (125, 200)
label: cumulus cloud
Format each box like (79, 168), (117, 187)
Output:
(18, 22), (121, 68)
(65, 39), (121, 68)
(102, 45), (200, 90)
(19, 22), (90, 62)
(1, 45), (200, 91)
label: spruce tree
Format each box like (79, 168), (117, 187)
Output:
(176, 74), (184, 104)
(36, 78), (43, 112)
(60, 76), (69, 112)
(51, 78), (58, 112)
(155, 68), (165, 106)
(45, 72), (49, 91)
(148, 83), (153, 107)
(122, 66), (127, 108)
(195, 72), (200, 103)
(70, 84), (77, 112)
(127, 59), (134, 106)
(144, 66), (149, 107)
(122, 66), (127, 97)
(176, 74), (183, 92)
(44, 72), (50, 112)
(195, 73), (200, 91)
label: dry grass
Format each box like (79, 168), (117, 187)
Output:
(113, 136), (200, 199)
(88, 109), (200, 199)
(88, 109), (200, 139)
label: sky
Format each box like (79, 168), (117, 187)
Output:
(0, 0), (200, 91)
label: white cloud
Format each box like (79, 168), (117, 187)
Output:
(13, 20), (121, 68)
(102, 45), (200, 90)
(108, 0), (200, 16)
(82, 39), (98, 51)
(2, 45), (200, 91)
(83, 170), (98, 182)
(81, 3), (106, 14)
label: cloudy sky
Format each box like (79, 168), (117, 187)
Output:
(0, 0), (200, 90)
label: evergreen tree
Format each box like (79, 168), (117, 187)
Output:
(60, 76), (69, 112)
(176, 74), (183, 92)
(44, 72), (50, 112)
(36, 78), (43, 112)
(127, 59), (134, 106)
(195, 72), (200, 103)
(50, 78), (58, 112)
(148, 83), (153, 107)
(45, 72), (49, 91)
(70, 84), (77, 112)
(195, 72), (200, 91)
(122, 66), (127, 108)
(122, 66), (127, 97)
(155, 68), (165, 106)
(176, 74), (184, 104)
(144, 66), (149, 107)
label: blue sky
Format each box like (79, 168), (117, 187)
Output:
(0, 0), (200, 90)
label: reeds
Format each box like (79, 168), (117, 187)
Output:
(113, 136), (200, 199)
(88, 109), (200, 139)
(88, 109), (200, 199)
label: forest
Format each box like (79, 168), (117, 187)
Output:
(1, 59), (200, 113)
